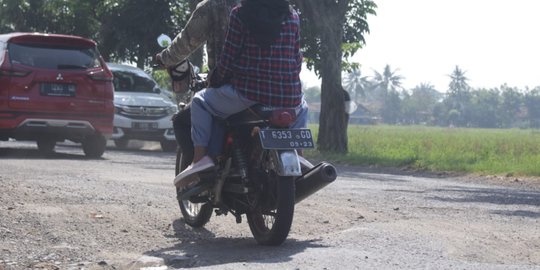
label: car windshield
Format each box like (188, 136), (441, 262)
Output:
(8, 43), (101, 69)
(112, 70), (159, 93)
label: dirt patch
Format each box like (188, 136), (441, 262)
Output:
(1, 142), (539, 269)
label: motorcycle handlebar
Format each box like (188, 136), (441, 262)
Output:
(151, 64), (165, 70)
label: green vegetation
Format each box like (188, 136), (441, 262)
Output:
(305, 125), (540, 176)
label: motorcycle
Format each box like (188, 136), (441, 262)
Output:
(157, 35), (337, 245)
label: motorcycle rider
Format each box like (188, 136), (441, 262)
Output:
(174, 0), (308, 189)
(157, 0), (239, 171)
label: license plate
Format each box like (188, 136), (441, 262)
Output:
(40, 83), (76, 97)
(132, 122), (158, 130)
(259, 128), (315, 149)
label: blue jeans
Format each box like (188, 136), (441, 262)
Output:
(191, 84), (308, 154)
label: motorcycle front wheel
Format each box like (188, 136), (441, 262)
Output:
(175, 147), (213, 227)
(247, 174), (295, 246)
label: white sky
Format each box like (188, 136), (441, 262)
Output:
(301, 0), (540, 92)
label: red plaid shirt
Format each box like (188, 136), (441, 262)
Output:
(216, 6), (303, 107)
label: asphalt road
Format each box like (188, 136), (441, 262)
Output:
(0, 140), (539, 270)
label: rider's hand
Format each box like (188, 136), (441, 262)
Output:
(154, 53), (165, 68)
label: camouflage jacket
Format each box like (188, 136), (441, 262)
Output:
(159, 0), (239, 71)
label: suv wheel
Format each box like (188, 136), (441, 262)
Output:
(37, 139), (56, 154)
(83, 134), (106, 158)
(160, 140), (177, 152)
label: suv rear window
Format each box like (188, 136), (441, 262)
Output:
(8, 43), (102, 70)
(112, 70), (160, 93)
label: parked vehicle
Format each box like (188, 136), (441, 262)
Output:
(171, 60), (338, 246)
(0, 32), (114, 158)
(107, 63), (178, 152)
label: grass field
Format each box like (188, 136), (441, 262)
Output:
(305, 125), (540, 177)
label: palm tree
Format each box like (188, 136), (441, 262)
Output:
(342, 68), (369, 103)
(371, 64), (405, 98)
(370, 65), (404, 123)
(446, 65), (471, 126)
(448, 65), (469, 95)
(413, 82), (443, 101)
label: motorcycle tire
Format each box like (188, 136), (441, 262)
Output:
(175, 147), (213, 227)
(247, 175), (295, 246)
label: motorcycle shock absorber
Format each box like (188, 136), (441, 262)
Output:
(232, 136), (248, 182)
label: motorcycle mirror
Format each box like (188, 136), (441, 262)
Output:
(345, 101), (358, 114)
(157, 34), (172, 48)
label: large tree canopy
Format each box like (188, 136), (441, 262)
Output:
(292, 0), (376, 153)
(98, 0), (187, 68)
(0, 0), (190, 68)
(0, 0), (101, 38)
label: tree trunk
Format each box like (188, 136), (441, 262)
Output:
(293, 0), (349, 153)
(318, 21), (348, 153)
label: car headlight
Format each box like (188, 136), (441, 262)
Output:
(166, 105), (178, 115)
(114, 105), (129, 114)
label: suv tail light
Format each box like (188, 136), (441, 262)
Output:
(0, 112), (16, 118)
(0, 68), (31, 77)
(88, 70), (113, 81)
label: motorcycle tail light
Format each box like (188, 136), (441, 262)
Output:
(270, 109), (296, 128)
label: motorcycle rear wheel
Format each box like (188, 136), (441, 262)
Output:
(175, 147), (213, 227)
(247, 175), (295, 246)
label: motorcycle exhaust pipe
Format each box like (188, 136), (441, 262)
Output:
(295, 162), (337, 204)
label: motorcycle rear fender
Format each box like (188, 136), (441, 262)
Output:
(270, 149), (302, 177)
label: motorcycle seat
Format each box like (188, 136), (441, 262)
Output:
(225, 104), (297, 128)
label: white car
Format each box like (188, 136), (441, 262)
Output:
(108, 63), (178, 151)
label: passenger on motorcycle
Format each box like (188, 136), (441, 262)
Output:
(156, 0), (239, 172)
(174, 0), (308, 189)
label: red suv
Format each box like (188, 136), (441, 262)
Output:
(0, 32), (114, 158)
